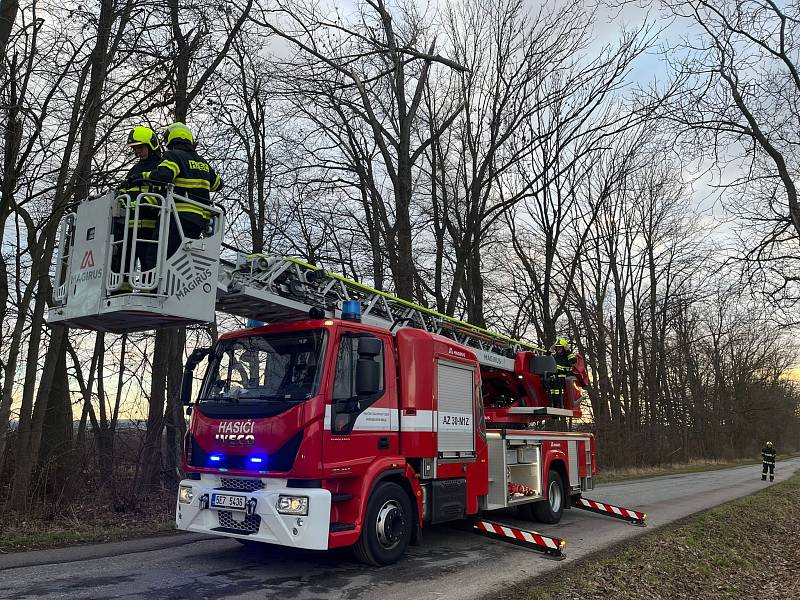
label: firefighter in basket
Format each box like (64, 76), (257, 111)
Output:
(548, 338), (577, 409)
(113, 126), (163, 282)
(144, 122), (224, 257)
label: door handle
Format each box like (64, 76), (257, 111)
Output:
(378, 436), (390, 450)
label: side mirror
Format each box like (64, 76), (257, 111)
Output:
(180, 370), (195, 406)
(186, 347), (211, 370)
(181, 347), (211, 406)
(356, 359), (380, 396)
(358, 337), (382, 358)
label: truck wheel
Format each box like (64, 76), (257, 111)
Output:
(353, 482), (413, 566)
(532, 470), (565, 524)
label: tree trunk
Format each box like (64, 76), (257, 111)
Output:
(164, 328), (186, 485)
(0, 0), (19, 58)
(394, 161), (415, 300)
(95, 332), (114, 482)
(465, 243), (486, 327)
(38, 336), (73, 493)
(10, 325), (67, 510)
(138, 329), (170, 490)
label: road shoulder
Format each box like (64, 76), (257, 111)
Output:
(0, 531), (214, 571)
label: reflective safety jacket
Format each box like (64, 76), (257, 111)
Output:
(118, 153), (163, 229)
(762, 447), (776, 465)
(552, 349), (578, 378)
(145, 140), (223, 219)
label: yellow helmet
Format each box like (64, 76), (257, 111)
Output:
(163, 122), (194, 146)
(766, 441), (773, 447)
(126, 126), (159, 151)
(556, 338), (569, 349)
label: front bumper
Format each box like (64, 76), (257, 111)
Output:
(175, 475), (332, 550)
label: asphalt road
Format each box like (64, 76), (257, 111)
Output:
(2, 457), (798, 600)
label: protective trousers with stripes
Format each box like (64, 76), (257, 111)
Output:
(550, 376), (566, 409)
(168, 211), (207, 257)
(111, 210), (158, 275)
(762, 463), (774, 481)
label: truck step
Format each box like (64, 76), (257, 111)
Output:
(331, 493), (353, 502)
(329, 522), (356, 532)
(574, 498), (647, 526)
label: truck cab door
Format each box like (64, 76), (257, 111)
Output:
(323, 329), (398, 474)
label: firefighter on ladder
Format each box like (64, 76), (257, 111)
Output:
(114, 126), (163, 284)
(548, 338), (577, 409)
(761, 441), (776, 481)
(143, 122), (223, 257)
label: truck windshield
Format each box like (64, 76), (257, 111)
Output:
(200, 330), (326, 404)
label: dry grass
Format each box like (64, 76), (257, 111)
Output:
(495, 471), (800, 600)
(595, 453), (799, 483)
(0, 488), (177, 553)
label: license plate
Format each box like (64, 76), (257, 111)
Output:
(211, 493), (246, 511)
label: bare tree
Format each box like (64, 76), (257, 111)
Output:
(421, 0), (591, 324)
(9, 0), (136, 510)
(256, 0), (466, 299)
(504, 22), (655, 346)
(135, 0), (254, 491)
(659, 0), (800, 310)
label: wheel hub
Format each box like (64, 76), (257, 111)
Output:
(549, 480), (562, 513)
(376, 501), (406, 549)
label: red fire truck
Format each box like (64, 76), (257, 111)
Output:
(49, 189), (645, 565)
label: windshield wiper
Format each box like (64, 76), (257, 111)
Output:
(252, 395), (307, 403)
(197, 395), (239, 404)
(198, 394), (306, 403)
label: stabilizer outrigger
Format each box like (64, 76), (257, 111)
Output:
(574, 497), (647, 527)
(463, 517), (566, 560)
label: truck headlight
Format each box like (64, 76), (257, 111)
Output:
(276, 495), (308, 515)
(179, 485), (195, 504)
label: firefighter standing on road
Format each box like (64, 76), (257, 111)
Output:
(548, 338), (577, 409)
(115, 126), (162, 276)
(144, 122), (223, 257)
(761, 441), (776, 481)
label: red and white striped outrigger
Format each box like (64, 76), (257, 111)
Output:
(574, 498), (647, 526)
(469, 518), (566, 560)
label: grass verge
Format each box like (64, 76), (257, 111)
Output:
(497, 471), (800, 600)
(0, 489), (177, 554)
(0, 522), (177, 554)
(595, 452), (799, 483)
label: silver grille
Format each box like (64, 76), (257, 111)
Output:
(218, 510), (261, 533)
(219, 477), (264, 492)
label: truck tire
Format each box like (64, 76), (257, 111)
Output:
(532, 469), (565, 524)
(353, 482), (413, 566)
(516, 502), (535, 521)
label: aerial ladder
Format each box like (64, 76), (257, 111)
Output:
(49, 188), (585, 423)
(48, 188), (645, 560)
